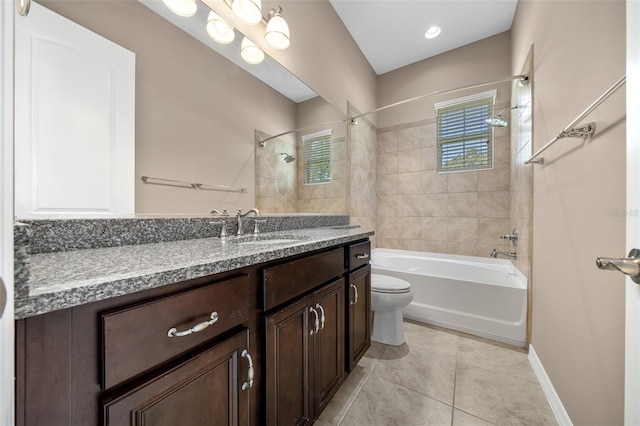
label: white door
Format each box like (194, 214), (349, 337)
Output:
(0, 0), (14, 424)
(15, 1), (136, 218)
(626, 0), (640, 424)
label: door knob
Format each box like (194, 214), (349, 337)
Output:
(596, 248), (640, 284)
(0, 277), (6, 319)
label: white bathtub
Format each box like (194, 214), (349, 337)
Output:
(371, 248), (527, 347)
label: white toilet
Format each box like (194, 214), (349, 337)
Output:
(371, 274), (413, 346)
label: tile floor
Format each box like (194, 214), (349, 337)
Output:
(317, 321), (557, 426)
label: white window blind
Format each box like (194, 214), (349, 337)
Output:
(436, 90), (495, 173)
(303, 129), (332, 185)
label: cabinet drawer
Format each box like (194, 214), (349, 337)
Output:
(101, 274), (251, 390)
(348, 241), (371, 271)
(263, 248), (344, 311)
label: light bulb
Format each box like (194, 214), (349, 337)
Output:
(206, 11), (235, 44)
(241, 37), (264, 64)
(265, 11), (290, 50)
(424, 25), (441, 39)
(231, 0), (262, 25)
(162, 0), (197, 17)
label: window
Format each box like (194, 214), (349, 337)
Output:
(303, 129), (332, 185)
(435, 90), (496, 173)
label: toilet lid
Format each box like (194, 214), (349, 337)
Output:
(371, 274), (411, 294)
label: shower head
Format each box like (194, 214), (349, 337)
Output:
(485, 106), (518, 127)
(280, 152), (295, 163)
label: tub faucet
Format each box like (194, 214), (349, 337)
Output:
(236, 208), (260, 236)
(490, 249), (517, 259)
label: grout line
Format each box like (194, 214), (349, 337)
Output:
(451, 335), (459, 426)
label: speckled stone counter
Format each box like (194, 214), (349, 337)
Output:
(15, 226), (373, 319)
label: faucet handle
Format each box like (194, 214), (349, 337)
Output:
(209, 221), (228, 240)
(211, 209), (229, 216)
(253, 219), (267, 235)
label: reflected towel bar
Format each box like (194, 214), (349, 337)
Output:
(141, 176), (247, 193)
(525, 75), (626, 165)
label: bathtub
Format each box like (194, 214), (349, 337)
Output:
(371, 248), (527, 347)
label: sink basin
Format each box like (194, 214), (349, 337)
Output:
(230, 235), (309, 245)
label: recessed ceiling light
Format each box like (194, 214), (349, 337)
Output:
(425, 26), (441, 39)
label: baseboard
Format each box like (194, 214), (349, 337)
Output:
(528, 345), (573, 426)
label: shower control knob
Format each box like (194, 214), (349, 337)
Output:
(596, 248), (640, 284)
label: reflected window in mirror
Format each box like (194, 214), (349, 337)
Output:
(303, 130), (332, 185)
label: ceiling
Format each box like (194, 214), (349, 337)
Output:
(329, 0), (518, 75)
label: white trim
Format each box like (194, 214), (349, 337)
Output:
(301, 128), (332, 141)
(626, 0), (640, 423)
(0, 0), (15, 424)
(528, 345), (573, 426)
(434, 89), (497, 110)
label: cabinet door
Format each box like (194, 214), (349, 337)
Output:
(312, 278), (345, 417)
(103, 329), (251, 426)
(265, 295), (313, 426)
(347, 265), (371, 372)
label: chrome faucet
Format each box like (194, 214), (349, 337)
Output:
(490, 249), (517, 259)
(236, 208), (260, 236)
(210, 209), (229, 240)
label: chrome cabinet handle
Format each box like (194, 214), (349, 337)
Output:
(309, 306), (320, 335)
(355, 253), (369, 259)
(596, 248), (640, 284)
(350, 283), (358, 305)
(241, 349), (254, 391)
(316, 303), (325, 331)
(167, 311), (219, 338)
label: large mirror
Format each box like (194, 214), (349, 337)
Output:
(23, 0), (347, 216)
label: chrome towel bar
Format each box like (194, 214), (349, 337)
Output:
(141, 176), (247, 193)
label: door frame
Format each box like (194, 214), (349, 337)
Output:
(626, 0), (640, 424)
(0, 0), (15, 424)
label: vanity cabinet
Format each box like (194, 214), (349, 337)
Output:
(346, 241), (372, 372)
(263, 248), (346, 425)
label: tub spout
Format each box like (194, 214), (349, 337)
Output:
(490, 249), (517, 259)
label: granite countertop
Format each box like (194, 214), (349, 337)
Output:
(15, 226), (373, 319)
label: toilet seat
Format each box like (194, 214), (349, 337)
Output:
(372, 274), (411, 294)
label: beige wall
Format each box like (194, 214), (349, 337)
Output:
(512, 1), (626, 424)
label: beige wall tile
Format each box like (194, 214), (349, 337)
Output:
(397, 217), (422, 240)
(447, 242), (478, 257)
(378, 174), (398, 195)
(478, 191), (509, 218)
(378, 131), (398, 154)
(447, 172), (478, 193)
(398, 149), (422, 172)
(421, 123), (437, 147)
(421, 240), (449, 253)
(378, 195), (398, 217)
(397, 172), (422, 194)
(478, 163), (510, 192)
(398, 126), (422, 151)
(477, 217), (511, 246)
(422, 147), (437, 171)
(447, 217), (479, 243)
(377, 216), (398, 239)
(448, 193), (478, 217)
(397, 194), (423, 217)
(421, 171), (448, 194)
(378, 152), (398, 175)
(421, 217), (448, 241)
(423, 194), (449, 217)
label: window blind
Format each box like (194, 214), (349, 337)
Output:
(436, 95), (494, 173)
(303, 129), (332, 185)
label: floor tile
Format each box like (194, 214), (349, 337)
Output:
(340, 373), (452, 426)
(454, 362), (557, 425)
(374, 341), (457, 405)
(403, 320), (460, 356)
(456, 337), (535, 384)
(452, 409), (496, 426)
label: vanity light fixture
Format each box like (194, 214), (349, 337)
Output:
(162, 0), (197, 17)
(206, 11), (235, 44)
(265, 7), (290, 50)
(424, 25), (441, 39)
(231, 0), (262, 25)
(241, 37), (265, 64)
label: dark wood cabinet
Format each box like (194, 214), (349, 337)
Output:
(103, 328), (253, 426)
(265, 279), (345, 425)
(346, 241), (372, 373)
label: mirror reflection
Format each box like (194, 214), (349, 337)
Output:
(28, 0), (346, 217)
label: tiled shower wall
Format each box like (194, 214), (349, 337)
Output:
(376, 107), (512, 256)
(348, 103), (378, 248)
(255, 132), (298, 213)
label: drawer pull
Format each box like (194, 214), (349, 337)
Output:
(241, 349), (254, 391)
(309, 306), (320, 335)
(355, 253), (369, 259)
(167, 311), (219, 338)
(350, 283), (359, 305)
(316, 303), (326, 331)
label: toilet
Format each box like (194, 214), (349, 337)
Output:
(371, 274), (413, 346)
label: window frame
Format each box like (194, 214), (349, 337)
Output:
(435, 90), (497, 174)
(302, 129), (332, 185)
